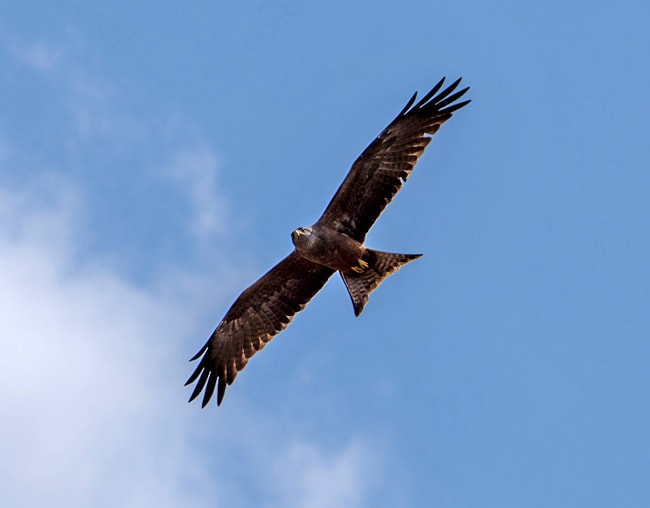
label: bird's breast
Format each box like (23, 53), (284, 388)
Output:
(295, 225), (364, 272)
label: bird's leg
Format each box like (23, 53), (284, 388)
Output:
(350, 259), (369, 273)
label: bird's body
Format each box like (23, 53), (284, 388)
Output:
(292, 225), (366, 272)
(186, 77), (470, 407)
(292, 223), (422, 315)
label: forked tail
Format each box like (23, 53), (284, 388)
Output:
(340, 249), (422, 316)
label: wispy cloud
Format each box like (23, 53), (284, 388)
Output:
(4, 36), (65, 73)
(272, 440), (383, 508)
(0, 31), (385, 508)
(0, 172), (383, 508)
(0, 177), (217, 507)
(164, 147), (230, 242)
(2, 30), (146, 160)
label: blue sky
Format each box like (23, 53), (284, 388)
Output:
(1, 1), (649, 507)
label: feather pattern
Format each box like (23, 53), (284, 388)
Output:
(319, 77), (470, 242)
(185, 251), (334, 406)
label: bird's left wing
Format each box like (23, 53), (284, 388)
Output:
(186, 251), (335, 407)
(318, 77), (470, 242)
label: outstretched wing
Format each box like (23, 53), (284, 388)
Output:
(318, 77), (470, 242)
(186, 251), (335, 407)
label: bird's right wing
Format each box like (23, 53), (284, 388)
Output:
(185, 251), (335, 407)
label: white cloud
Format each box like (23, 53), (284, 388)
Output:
(0, 178), (217, 507)
(0, 31), (386, 508)
(0, 176), (384, 508)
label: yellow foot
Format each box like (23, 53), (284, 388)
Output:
(351, 259), (369, 273)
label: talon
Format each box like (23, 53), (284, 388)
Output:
(351, 259), (369, 273)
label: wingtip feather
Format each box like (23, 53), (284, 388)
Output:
(436, 87), (471, 111)
(414, 76), (446, 109)
(184, 362), (203, 386)
(189, 343), (208, 362)
(399, 77), (470, 118)
(441, 98), (471, 115)
(436, 77), (463, 100)
(397, 91), (418, 117)
(202, 371), (217, 408)
(187, 368), (209, 403)
(217, 378), (227, 406)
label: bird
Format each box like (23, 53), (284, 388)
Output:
(186, 77), (470, 407)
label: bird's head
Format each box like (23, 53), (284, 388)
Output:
(291, 226), (313, 247)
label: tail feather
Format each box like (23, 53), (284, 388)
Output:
(340, 249), (422, 316)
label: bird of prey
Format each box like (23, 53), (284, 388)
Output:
(186, 77), (470, 407)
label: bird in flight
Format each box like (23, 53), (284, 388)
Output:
(186, 77), (470, 407)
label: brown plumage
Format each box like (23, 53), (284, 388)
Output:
(186, 77), (470, 407)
